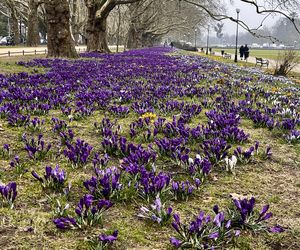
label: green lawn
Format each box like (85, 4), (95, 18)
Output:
(0, 49), (300, 249)
(214, 48), (300, 60)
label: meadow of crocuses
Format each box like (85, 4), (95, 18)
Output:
(0, 47), (299, 249)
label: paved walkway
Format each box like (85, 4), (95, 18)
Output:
(215, 51), (300, 73)
(0, 45), (124, 57)
(0, 45), (87, 57)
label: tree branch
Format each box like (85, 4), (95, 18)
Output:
(180, 0), (300, 42)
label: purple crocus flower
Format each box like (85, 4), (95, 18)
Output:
(170, 237), (182, 247)
(225, 220), (231, 229)
(45, 166), (52, 179)
(213, 205), (219, 214)
(97, 199), (113, 210)
(99, 230), (118, 243)
(254, 141), (259, 153)
(233, 197), (256, 224)
(171, 222), (180, 233)
(269, 224), (285, 233)
(173, 213), (181, 225)
(3, 144), (9, 152)
(31, 165), (67, 190)
(265, 146), (272, 158)
(31, 171), (43, 182)
(195, 178), (201, 188)
(172, 181), (179, 191)
(213, 212), (225, 228)
(0, 182), (18, 206)
(209, 231), (219, 239)
(82, 194), (94, 208)
(53, 217), (77, 229)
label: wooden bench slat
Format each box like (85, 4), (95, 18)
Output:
(255, 57), (269, 67)
(223, 53), (231, 59)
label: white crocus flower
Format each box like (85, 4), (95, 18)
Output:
(140, 206), (150, 214)
(225, 155), (237, 173)
(225, 157), (229, 171)
(196, 154), (201, 160)
(230, 155), (237, 171)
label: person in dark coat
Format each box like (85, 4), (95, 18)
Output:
(244, 44), (250, 61)
(239, 45), (244, 60)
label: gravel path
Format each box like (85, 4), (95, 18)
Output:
(0, 45), (123, 57)
(216, 51), (300, 73)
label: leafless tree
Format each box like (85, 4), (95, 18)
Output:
(69, 0), (87, 45)
(126, 0), (209, 49)
(5, 0), (298, 57)
(84, 0), (143, 53)
(0, 0), (28, 44)
(107, 5), (128, 49)
(44, 0), (77, 57)
(180, 0), (300, 42)
(27, 0), (43, 46)
(274, 49), (300, 76)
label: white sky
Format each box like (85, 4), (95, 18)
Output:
(222, 0), (280, 35)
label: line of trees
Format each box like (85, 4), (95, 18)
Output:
(207, 15), (300, 47)
(0, 0), (299, 58)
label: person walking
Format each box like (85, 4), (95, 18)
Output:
(244, 44), (250, 61)
(239, 45), (244, 60)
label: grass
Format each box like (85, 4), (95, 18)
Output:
(197, 50), (300, 80)
(0, 55), (47, 74)
(213, 48), (300, 61)
(0, 50), (299, 249)
(191, 51), (255, 67)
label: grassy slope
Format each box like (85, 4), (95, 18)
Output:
(0, 53), (299, 250)
(0, 55), (47, 74)
(213, 49), (300, 60)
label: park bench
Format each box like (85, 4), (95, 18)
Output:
(224, 53), (231, 59)
(255, 57), (269, 68)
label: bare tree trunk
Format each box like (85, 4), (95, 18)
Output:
(116, 6), (121, 52)
(126, 2), (146, 49)
(127, 26), (155, 48)
(86, 5), (110, 52)
(142, 33), (156, 47)
(27, 0), (40, 47)
(127, 23), (148, 49)
(126, 25), (139, 49)
(44, 0), (78, 58)
(71, 0), (79, 45)
(7, 2), (20, 45)
(11, 14), (20, 45)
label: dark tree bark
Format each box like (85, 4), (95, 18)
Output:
(85, 3), (113, 52)
(11, 14), (20, 45)
(44, 0), (78, 58)
(5, 0), (20, 44)
(85, 0), (142, 53)
(71, 0), (79, 45)
(127, 26), (155, 48)
(86, 17), (110, 52)
(126, 2), (156, 49)
(127, 24), (141, 49)
(116, 6), (121, 52)
(27, 0), (41, 47)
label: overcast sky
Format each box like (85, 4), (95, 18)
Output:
(222, 0), (280, 35)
